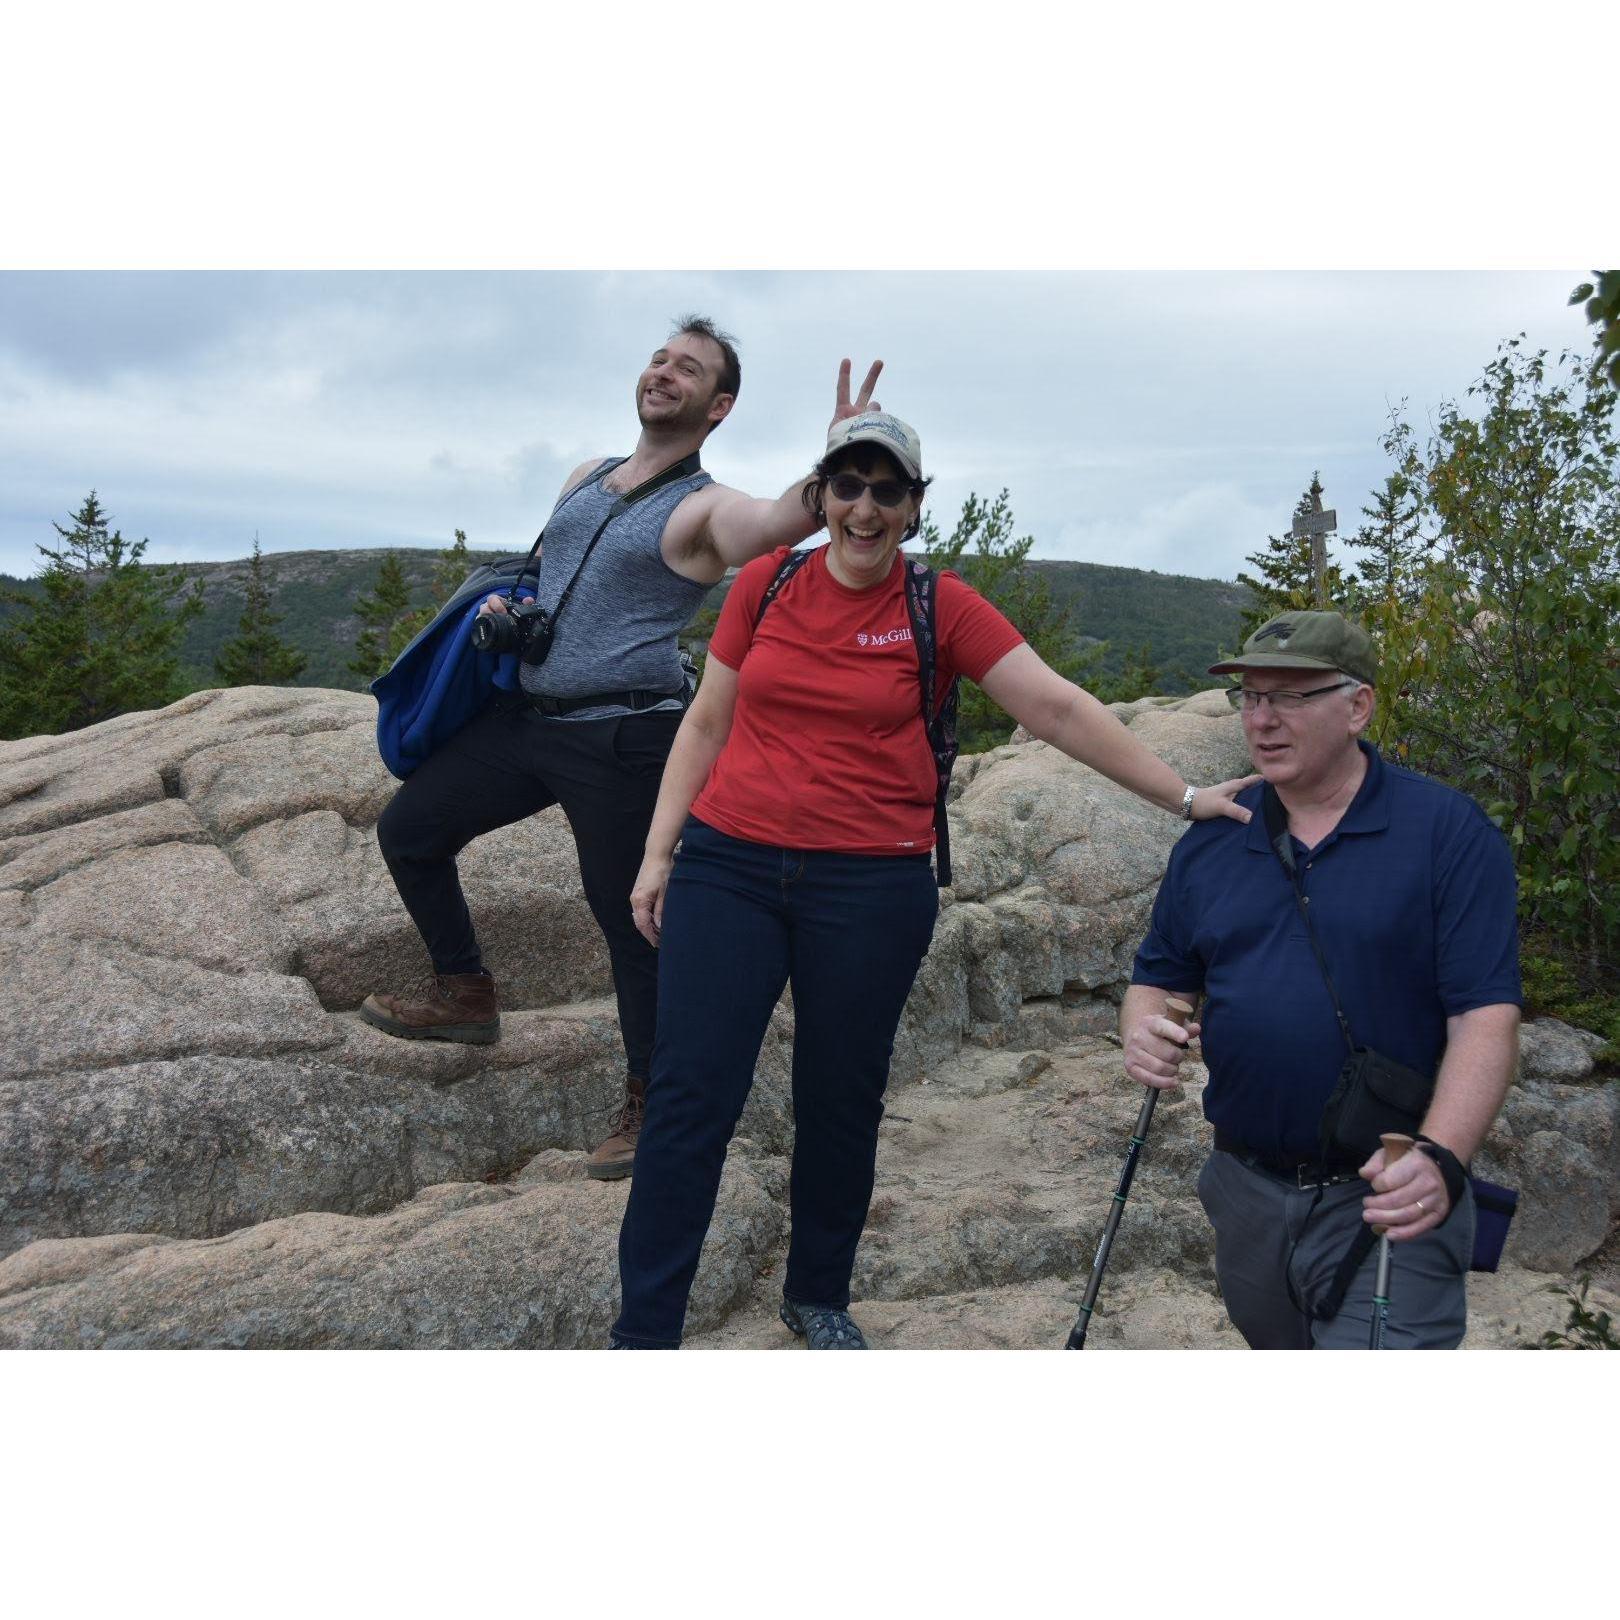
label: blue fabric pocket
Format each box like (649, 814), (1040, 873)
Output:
(1469, 1176), (1518, 1273)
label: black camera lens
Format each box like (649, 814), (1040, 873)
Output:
(470, 610), (519, 655)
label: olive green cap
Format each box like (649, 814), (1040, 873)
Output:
(1207, 610), (1378, 686)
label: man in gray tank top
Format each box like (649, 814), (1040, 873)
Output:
(363, 316), (883, 1179)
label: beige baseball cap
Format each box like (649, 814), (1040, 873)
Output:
(823, 411), (923, 481)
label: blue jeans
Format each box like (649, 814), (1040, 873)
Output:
(613, 818), (939, 1347)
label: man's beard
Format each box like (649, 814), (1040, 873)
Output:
(637, 384), (712, 435)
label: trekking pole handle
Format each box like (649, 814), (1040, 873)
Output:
(1372, 1133), (1414, 1236)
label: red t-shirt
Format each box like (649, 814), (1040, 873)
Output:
(692, 546), (1025, 855)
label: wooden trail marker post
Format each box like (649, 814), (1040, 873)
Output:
(1065, 996), (1196, 1349)
(1291, 474), (1338, 609)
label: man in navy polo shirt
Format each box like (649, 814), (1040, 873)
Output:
(1123, 610), (1520, 1348)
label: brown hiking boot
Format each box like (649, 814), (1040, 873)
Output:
(360, 970), (500, 1044)
(585, 1077), (646, 1180)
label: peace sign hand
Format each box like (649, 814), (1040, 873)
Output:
(832, 358), (883, 430)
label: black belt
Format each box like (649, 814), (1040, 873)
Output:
(1214, 1129), (1363, 1189)
(525, 687), (681, 718)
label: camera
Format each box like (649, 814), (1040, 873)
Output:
(470, 598), (555, 665)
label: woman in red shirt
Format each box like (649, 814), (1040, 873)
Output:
(611, 410), (1256, 1349)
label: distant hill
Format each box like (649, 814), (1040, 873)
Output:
(1027, 559), (1252, 690)
(1, 547), (1253, 697)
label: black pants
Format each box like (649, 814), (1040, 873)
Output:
(374, 694), (682, 1078)
(614, 819), (939, 1346)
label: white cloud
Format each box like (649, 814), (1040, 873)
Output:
(1050, 482), (1281, 579)
(0, 270), (1593, 578)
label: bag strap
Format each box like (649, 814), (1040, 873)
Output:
(545, 450), (704, 631)
(752, 546), (816, 628)
(899, 560), (958, 887)
(751, 548), (958, 887)
(1261, 784), (1357, 1056)
(504, 456), (623, 603)
(511, 450), (703, 612)
(1313, 1221), (1379, 1322)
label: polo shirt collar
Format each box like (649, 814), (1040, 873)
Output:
(1337, 740), (1391, 835)
(1244, 739), (1390, 854)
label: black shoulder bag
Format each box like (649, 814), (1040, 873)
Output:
(1262, 784), (1517, 1298)
(1262, 784), (1436, 1162)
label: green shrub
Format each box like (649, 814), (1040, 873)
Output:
(1532, 1276), (1619, 1349)
(1371, 342), (1620, 986)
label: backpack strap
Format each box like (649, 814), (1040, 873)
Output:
(502, 449), (702, 612)
(899, 560), (960, 887)
(752, 546), (816, 628)
(751, 548), (961, 888)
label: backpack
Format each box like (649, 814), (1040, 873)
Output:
(753, 548), (961, 886)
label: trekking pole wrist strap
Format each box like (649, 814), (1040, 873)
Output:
(1414, 1135), (1468, 1211)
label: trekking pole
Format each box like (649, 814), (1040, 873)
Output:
(1065, 997), (1195, 1349)
(1369, 1133), (1415, 1350)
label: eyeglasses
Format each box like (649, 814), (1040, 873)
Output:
(828, 472), (911, 508)
(1226, 678), (1360, 713)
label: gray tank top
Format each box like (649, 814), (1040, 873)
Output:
(518, 458), (713, 719)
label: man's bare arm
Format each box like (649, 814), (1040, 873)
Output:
(1419, 1002), (1520, 1162)
(701, 480), (821, 570)
(1361, 1001), (1520, 1239)
(683, 358), (885, 574)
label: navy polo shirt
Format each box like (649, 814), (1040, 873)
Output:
(1132, 742), (1521, 1158)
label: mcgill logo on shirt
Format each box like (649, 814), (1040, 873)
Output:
(854, 626), (913, 648)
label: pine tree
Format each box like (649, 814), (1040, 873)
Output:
(430, 527), (473, 604)
(348, 552), (416, 681)
(1346, 429), (1429, 608)
(919, 488), (1084, 752)
(1234, 474), (1355, 637)
(213, 534), (308, 687)
(0, 491), (203, 739)
(1091, 641), (1161, 704)
(385, 529), (473, 665)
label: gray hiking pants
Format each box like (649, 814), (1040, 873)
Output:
(1197, 1148), (1476, 1349)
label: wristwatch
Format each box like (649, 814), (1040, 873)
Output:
(1179, 785), (1197, 820)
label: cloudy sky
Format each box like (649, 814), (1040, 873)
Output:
(0, 270), (1593, 584)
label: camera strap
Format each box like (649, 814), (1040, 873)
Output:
(482, 457), (618, 606)
(538, 450), (704, 632)
(1261, 784), (1357, 1057)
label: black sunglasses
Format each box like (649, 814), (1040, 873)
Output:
(828, 472), (911, 509)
